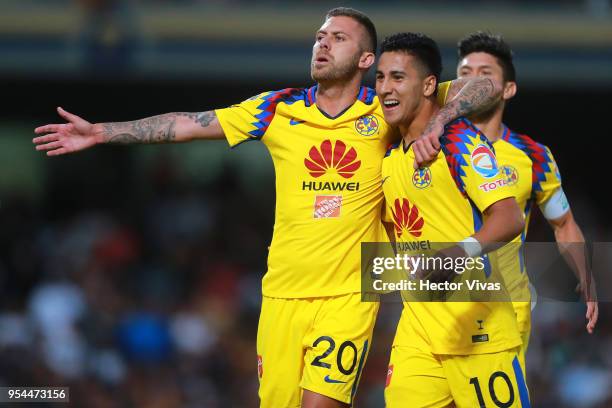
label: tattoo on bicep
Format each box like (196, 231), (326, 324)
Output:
(458, 100), (474, 115)
(176, 111), (216, 128)
(195, 111), (216, 127)
(446, 80), (494, 119)
(445, 79), (467, 102)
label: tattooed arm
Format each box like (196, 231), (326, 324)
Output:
(435, 77), (501, 124)
(411, 77), (501, 168)
(33, 107), (224, 155)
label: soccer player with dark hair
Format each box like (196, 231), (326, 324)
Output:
(377, 32), (529, 407)
(33, 9), (503, 407)
(450, 31), (598, 370)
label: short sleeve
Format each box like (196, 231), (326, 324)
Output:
(215, 92), (272, 148)
(534, 145), (562, 207)
(215, 88), (305, 148)
(441, 119), (515, 213)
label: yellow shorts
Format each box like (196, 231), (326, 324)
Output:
(256, 293), (379, 408)
(385, 346), (530, 408)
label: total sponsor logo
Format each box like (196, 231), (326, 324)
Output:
(471, 144), (499, 179)
(391, 198), (424, 238)
(314, 195), (342, 219)
(354, 114), (379, 136)
(303, 140), (361, 192)
(479, 178), (507, 192)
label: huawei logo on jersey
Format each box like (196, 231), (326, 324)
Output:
(304, 140), (361, 178)
(391, 198), (424, 238)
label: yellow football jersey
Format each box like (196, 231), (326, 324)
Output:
(382, 117), (522, 355)
(494, 126), (563, 331)
(216, 86), (395, 298)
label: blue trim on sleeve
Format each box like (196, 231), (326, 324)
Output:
(248, 88), (308, 139)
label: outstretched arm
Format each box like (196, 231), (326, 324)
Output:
(548, 209), (598, 334)
(412, 77), (502, 168)
(34, 107), (224, 156)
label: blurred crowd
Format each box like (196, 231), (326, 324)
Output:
(0, 153), (267, 407)
(0, 149), (610, 407)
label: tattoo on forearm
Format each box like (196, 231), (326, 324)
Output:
(103, 114), (177, 144)
(103, 111), (216, 144)
(436, 78), (496, 124)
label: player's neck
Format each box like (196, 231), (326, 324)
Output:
(315, 78), (362, 117)
(470, 107), (505, 142)
(400, 98), (439, 145)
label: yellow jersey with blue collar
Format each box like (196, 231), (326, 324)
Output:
(216, 86), (395, 298)
(381, 117), (522, 354)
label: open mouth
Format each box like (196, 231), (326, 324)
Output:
(382, 99), (400, 110)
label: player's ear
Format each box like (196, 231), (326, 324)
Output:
(503, 81), (517, 100)
(359, 51), (375, 70)
(423, 75), (437, 97)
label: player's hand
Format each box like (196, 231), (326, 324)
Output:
(576, 281), (598, 334)
(33, 107), (100, 156)
(585, 301), (598, 334)
(412, 121), (443, 169)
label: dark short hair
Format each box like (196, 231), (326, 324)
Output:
(380, 32), (442, 83)
(458, 31), (516, 82)
(325, 7), (377, 54)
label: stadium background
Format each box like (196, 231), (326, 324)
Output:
(1, 0), (611, 406)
